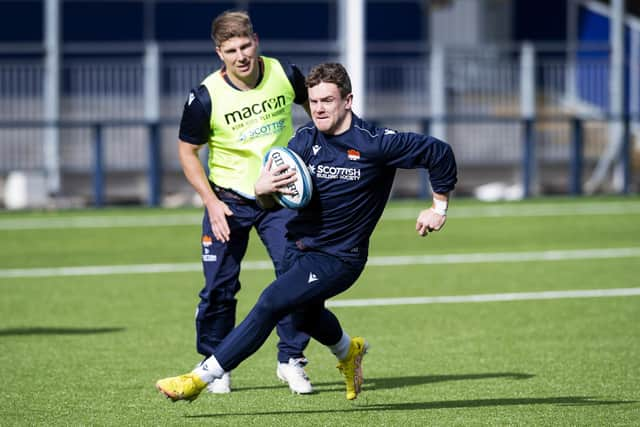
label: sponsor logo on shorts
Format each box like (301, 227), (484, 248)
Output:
(202, 254), (217, 262)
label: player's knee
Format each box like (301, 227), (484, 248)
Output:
(254, 288), (290, 320)
(253, 293), (279, 320)
(290, 305), (322, 335)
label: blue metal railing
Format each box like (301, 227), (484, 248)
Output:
(414, 114), (635, 199)
(0, 119), (170, 207)
(0, 115), (635, 207)
(570, 118), (584, 196)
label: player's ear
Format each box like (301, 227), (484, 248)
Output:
(344, 93), (353, 110)
(215, 46), (224, 61)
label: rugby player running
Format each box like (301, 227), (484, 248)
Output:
(156, 62), (457, 402)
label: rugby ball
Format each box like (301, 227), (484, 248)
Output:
(263, 147), (313, 209)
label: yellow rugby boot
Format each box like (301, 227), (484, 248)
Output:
(336, 337), (369, 400)
(155, 372), (207, 402)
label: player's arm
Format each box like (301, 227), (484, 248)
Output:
(283, 60), (311, 119)
(415, 138), (456, 236)
(379, 129), (457, 236)
(178, 87), (233, 242)
(415, 191), (450, 237)
(178, 141), (214, 206)
(178, 141), (233, 243)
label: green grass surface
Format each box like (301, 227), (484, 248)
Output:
(1, 197), (639, 425)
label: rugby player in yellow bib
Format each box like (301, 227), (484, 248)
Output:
(174, 10), (312, 395)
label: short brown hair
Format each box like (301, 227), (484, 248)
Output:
(306, 63), (352, 98)
(211, 10), (254, 46)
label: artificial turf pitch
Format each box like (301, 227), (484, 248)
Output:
(1, 197), (638, 425)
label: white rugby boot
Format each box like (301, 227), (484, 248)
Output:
(194, 359), (232, 394)
(276, 358), (313, 394)
(206, 371), (231, 394)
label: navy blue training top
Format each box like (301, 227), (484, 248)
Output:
(287, 114), (457, 262)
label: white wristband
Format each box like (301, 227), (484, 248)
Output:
(432, 198), (448, 216)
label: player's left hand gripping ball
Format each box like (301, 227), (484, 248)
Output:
(264, 147), (313, 209)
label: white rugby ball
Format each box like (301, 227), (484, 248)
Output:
(264, 147), (313, 209)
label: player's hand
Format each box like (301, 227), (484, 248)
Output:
(415, 208), (447, 237)
(206, 198), (233, 243)
(254, 157), (298, 197)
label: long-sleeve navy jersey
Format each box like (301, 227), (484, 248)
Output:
(287, 114), (457, 262)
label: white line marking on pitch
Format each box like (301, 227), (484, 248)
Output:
(0, 202), (639, 230)
(0, 247), (639, 279)
(327, 288), (640, 307)
(0, 215), (196, 230)
(382, 202), (640, 220)
(366, 247), (640, 266)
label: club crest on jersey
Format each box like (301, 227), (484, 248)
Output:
(347, 149), (360, 161)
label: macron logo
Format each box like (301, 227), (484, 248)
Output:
(312, 145), (321, 155)
(308, 272), (319, 283)
(188, 93), (195, 105)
